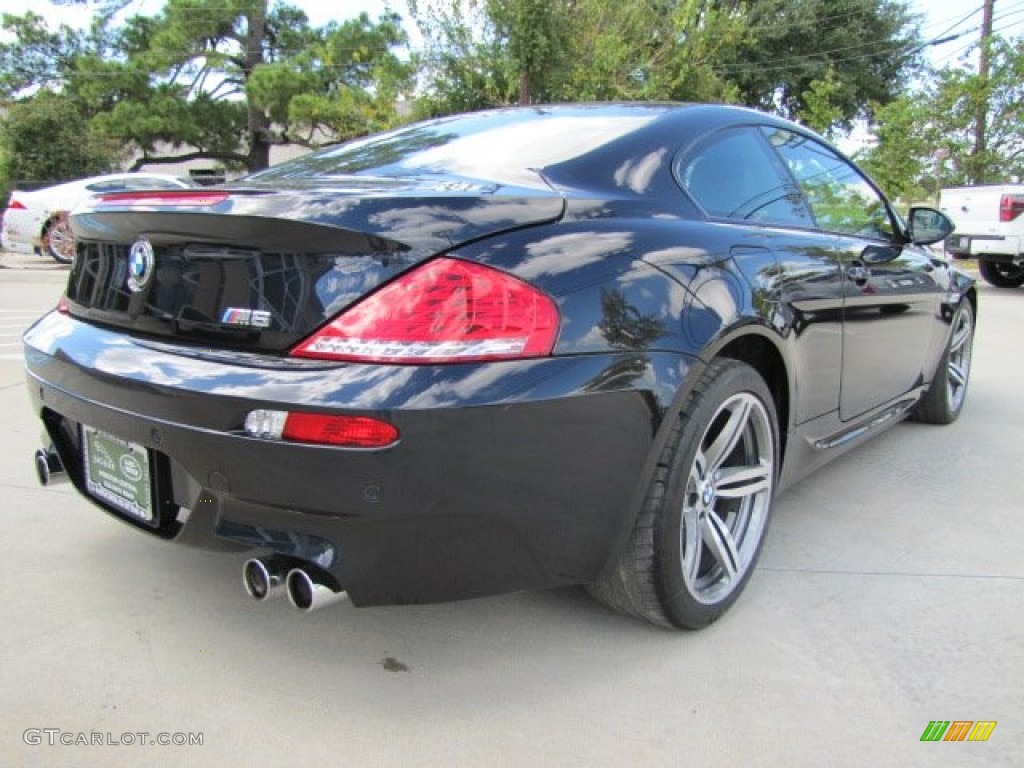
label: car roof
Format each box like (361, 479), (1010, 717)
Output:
(246, 103), (818, 193)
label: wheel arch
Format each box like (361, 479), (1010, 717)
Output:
(964, 283), (978, 317)
(42, 209), (70, 232)
(596, 324), (792, 582)
(40, 210), (74, 263)
(708, 328), (791, 468)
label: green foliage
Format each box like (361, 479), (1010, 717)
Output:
(0, 2), (414, 175)
(409, 0), (517, 117)
(410, 0), (919, 131)
(859, 36), (1024, 195)
(561, 0), (747, 103)
(0, 91), (123, 188)
(798, 68), (845, 137)
(0, 12), (85, 97)
(726, 0), (920, 128)
(248, 12), (416, 143)
(856, 95), (931, 202)
(411, 0), (751, 115)
(488, 0), (570, 103)
(930, 37), (1024, 184)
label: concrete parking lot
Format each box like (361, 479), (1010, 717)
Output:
(0, 254), (1020, 767)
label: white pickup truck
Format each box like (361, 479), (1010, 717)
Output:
(940, 184), (1024, 287)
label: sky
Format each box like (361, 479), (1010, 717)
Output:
(916, 0), (1024, 69)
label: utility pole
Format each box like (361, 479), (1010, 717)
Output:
(970, 0), (995, 184)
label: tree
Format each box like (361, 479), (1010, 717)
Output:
(409, 0), (536, 117)
(560, 0), (746, 104)
(856, 95), (932, 202)
(858, 36), (1024, 196)
(0, 3), (415, 175)
(0, 9), (120, 198)
(930, 36), (1024, 185)
(489, 0), (570, 105)
(105, 1), (415, 172)
(723, 0), (921, 129)
(0, 91), (123, 191)
(409, 0), (920, 129)
(411, 0), (749, 116)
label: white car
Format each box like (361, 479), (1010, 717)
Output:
(2, 173), (195, 264)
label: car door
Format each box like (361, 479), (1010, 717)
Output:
(675, 125), (846, 425)
(765, 129), (944, 421)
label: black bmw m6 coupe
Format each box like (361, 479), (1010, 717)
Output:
(24, 103), (974, 629)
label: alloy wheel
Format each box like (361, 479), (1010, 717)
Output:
(946, 303), (973, 412)
(680, 392), (774, 605)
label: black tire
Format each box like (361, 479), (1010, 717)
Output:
(589, 359), (779, 630)
(978, 258), (1024, 288)
(43, 214), (75, 265)
(913, 300), (974, 425)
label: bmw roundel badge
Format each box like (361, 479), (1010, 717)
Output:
(127, 238), (156, 293)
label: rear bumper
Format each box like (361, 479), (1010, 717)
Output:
(947, 233), (1022, 259)
(24, 311), (694, 606)
(1, 208), (43, 254)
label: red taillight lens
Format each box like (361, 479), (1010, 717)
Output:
(282, 413), (398, 448)
(245, 409), (399, 448)
(292, 257), (560, 364)
(95, 190), (230, 207)
(1000, 194), (1024, 222)
(57, 294), (69, 314)
(7, 198), (26, 210)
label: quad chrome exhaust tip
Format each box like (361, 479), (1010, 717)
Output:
(285, 568), (348, 612)
(242, 557), (289, 601)
(34, 447), (67, 486)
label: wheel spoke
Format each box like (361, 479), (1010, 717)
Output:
(703, 397), (752, 473)
(701, 509), (740, 582)
(715, 461), (772, 499)
(948, 361), (967, 389)
(950, 321), (970, 353)
(681, 504), (702, 587)
(693, 449), (709, 484)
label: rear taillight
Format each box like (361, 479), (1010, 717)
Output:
(291, 257), (559, 364)
(7, 198), (26, 210)
(1000, 194), (1024, 222)
(245, 410), (398, 448)
(57, 294), (69, 314)
(282, 413), (398, 448)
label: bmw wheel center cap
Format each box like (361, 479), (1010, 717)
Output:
(127, 238), (156, 293)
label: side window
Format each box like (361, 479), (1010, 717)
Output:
(764, 128), (894, 240)
(122, 177), (187, 191)
(678, 126), (813, 227)
(85, 180), (127, 193)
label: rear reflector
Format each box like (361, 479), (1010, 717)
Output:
(291, 257), (559, 364)
(95, 190), (230, 207)
(1000, 194), (1024, 222)
(7, 198), (26, 210)
(245, 410), (398, 448)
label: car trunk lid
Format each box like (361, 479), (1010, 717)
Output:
(66, 181), (563, 353)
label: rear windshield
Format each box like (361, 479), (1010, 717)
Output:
(250, 107), (665, 187)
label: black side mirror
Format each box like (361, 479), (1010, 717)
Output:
(907, 207), (954, 245)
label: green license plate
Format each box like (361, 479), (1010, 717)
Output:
(82, 426), (154, 523)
